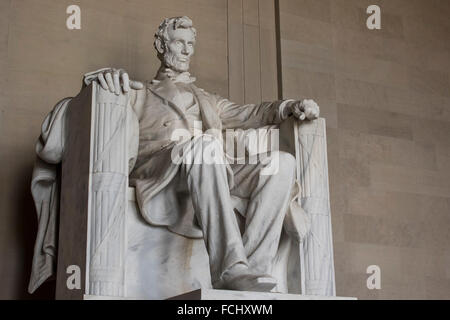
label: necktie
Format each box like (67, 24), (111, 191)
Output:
(165, 69), (196, 84)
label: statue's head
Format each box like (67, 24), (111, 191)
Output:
(154, 16), (197, 73)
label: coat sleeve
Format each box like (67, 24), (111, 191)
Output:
(214, 95), (295, 130)
(28, 97), (71, 294)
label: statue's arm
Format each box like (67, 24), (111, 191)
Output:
(215, 95), (320, 129)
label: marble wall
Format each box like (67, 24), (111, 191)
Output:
(279, 0), (450, 299)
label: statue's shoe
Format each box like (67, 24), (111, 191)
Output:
(222, 274), (278, 292)
(213, 263), (277, 292)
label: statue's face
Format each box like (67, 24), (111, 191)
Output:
(164, 28), (196, 73)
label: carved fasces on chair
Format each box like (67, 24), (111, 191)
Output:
(279, 118), (336, 296)
(296, 118), (336, 296)
(86, 83), (129, 297)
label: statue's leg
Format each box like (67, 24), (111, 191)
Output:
(230, 151), (296, 276)
(178, 134), (248, 284)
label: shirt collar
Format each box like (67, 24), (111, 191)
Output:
(152, 67), (196, 85)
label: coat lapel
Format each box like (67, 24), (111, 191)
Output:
(147, 78), (186, 119)
(190, 85), (222, 132)
(147, 77), (223, 134)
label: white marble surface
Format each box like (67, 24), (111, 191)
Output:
(85, 82), (130, 297)
(125, 192), (212, 300)
(177, 289), (356, 300)
(82, 16), (321, 294)
(84, 289), (356, 300)
(31, 16), (335, 300)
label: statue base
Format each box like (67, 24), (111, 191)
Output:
(168, 289), (357, 300)
(84, 289), (356, 300)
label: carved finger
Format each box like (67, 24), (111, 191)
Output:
(113, 71), (121, 95)
(104, 72), (115, 93)
(120, 71), (131, 93)
(130, 80), (144, 90)
(299, 100), (307, 112)
(299, 112), (306, 121)
(292, 103), (304, 119)
(97, 73), (109, 91)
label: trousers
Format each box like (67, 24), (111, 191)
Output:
(176, 134), (296, 284)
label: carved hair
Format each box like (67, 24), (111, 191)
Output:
(154, 16), (197, 61)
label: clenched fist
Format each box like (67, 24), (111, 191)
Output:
(287, 99), (320, 121)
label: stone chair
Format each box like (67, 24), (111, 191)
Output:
(54, 82), (337, 300)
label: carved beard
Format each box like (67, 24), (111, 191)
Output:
(163, 51), (190, 73)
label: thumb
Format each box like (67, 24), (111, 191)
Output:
(129, 80), (144, 90)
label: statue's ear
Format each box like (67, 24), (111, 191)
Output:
(155, 38), (165, 55)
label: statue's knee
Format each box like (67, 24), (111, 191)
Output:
(259, 151), (295, 178)
(275, 151), (296, 177)
(279, 152), (296, 169)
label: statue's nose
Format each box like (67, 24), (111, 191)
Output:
(182, 45), (192, 56)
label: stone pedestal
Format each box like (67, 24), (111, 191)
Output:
(169, 289), (356, 300)
(84, 289), (356, 300)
